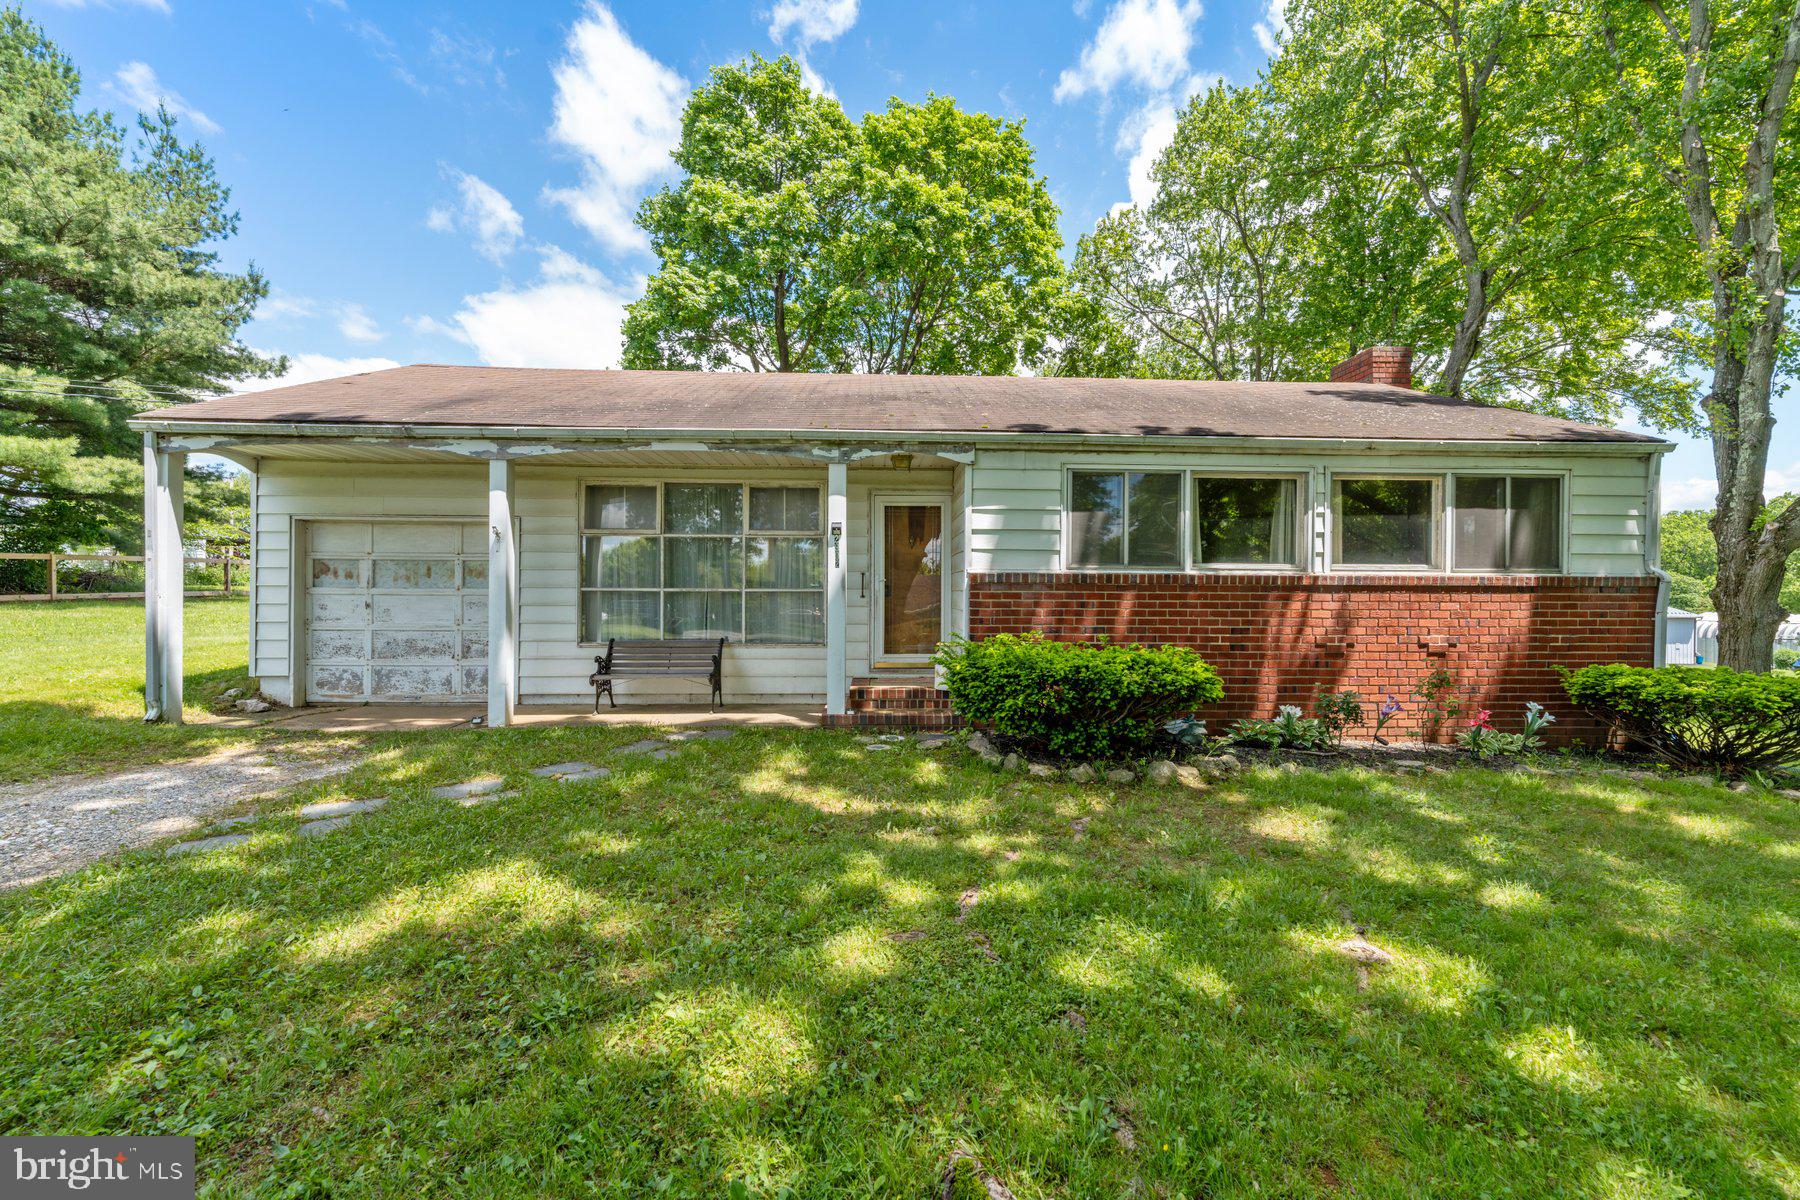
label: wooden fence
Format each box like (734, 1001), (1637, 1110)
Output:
(0, 552), (249, 602)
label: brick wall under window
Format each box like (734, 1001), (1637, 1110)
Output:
(967, 572), (1659, 744)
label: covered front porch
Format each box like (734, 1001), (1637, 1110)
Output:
(138, 429), (968, 728)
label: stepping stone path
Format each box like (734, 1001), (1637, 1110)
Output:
(616, 739), (676, 760)
(665, 728), (737, 743)
(430, 777), (505, 801)
(297, 797), (387, 819)
(298, 816), (355, 838)
(166, 833), (251, 857)
(530, 762), (611, 782)
(456, 790), (517, 809)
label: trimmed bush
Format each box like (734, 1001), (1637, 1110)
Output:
(934, 633), (1223, 759)
(1562, 663), (1800, 775)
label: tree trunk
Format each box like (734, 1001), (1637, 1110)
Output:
(1711, 519), (1789, 670)
(1439, 265), (1490, 398)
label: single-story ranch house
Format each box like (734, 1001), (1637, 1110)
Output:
(130, 348), (1674, 741)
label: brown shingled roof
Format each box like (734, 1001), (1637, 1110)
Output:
(146, 364), (1661, 444)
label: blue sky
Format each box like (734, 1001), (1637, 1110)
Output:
(24, 0), (1792, 505)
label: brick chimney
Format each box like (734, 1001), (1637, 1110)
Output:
(1329, 345), (1413, 389)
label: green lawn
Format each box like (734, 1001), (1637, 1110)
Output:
(3, 724), (1796, 1197)
(0, 597), (261, 782)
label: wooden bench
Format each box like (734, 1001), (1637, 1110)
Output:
(590, 638), (727, 712)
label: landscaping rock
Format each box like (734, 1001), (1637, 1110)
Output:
(166, 833), (251, 857)
(1105, 768), (1136, 784)
(430, 777), (504, 801)
(1027, 762), (1057, 778)
(220, 688), (243, 700)
(1145, 761), (1206, 789)
(966, 732), (998, 757)
(297, 816), (354, 838)
(1002, 752), (1024, 772)
(235, 697), (273, 714)
(297, 797), (387, 819)
(1066, 764), (1097, 783)
(915, 733), (953, 750)
(1145, 761), (1176, 784)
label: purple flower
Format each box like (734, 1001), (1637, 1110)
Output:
(1379, 696), (1404, 717)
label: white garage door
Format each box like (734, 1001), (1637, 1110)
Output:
(304, 521), (489, 703)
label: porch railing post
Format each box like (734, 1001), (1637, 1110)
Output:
(486, 458), (518, 728)
(47, 553), (56, 600)
(826, 461), (848, 717)
(143, 433), (186, 722)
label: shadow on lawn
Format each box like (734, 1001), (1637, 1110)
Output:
(3, 729), (1797, 1198)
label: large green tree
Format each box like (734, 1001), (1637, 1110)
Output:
(1592, 0), (1800, 670)
(1060, 0), (1695, 429)
(0, 9), (276, 564)
(624, 56), (1063, 374)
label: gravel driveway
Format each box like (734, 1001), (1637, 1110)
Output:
(0, 745), (361, 890)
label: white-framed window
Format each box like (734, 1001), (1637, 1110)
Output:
(1193, 474), (1304, 569)
(1331, 475), (1444, 569)
(1066, 469), (1184, 568)
(1450, 473), (1564, 572)
(578, 482), (824, 644)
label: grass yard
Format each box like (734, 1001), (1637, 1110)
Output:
(0, 597), (260, 782)
(3, 724), (1797, 1198)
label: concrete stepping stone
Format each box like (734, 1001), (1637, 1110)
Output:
(665, 728), (736, 743)
(457, 789), (518, 808)
(297, 797), (388, 819)
(530, 761), (609, 781)
(430, 777), (505, 801)
(166, 833), (251, 857)
(298, 817), (354, 838)
(616, 739), (675, 759)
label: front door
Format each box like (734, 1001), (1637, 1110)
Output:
(874, 499), (948, 662)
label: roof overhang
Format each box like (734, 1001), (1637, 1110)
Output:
(130, 418), (1673, 459)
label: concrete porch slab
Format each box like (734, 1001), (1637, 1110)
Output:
(266, 703), (823, 734)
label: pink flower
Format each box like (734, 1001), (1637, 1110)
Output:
(1469, 709), (1493, 729)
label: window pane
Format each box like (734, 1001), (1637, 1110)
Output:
(1069, 472), (1124, 566)
(311, 558), (362, 589)
(747, 536), (822, 588)
(372, 558), (457, 589)
(582, 535), (660, 588)
(1336, 479), (1435, 565)
(1126, 472), (1182, 567)
(580, 591), (660, 642)
(584, 485), (657, 531)
(749, 486), (821, 531)
(665, 537), (743, 588)
(1453, 477), (1507, 570)
(1509, 477), (1561, 570)
(665, 483), (742, 534)
(746, 592), (824, 642)
(462, 558), (488, 587)
(1195, 477), (1297, 565)
(665, 591), (742, 639)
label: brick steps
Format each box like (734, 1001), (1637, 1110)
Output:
(823, 675), (961, 729)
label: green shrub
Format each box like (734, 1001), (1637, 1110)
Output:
(1229, 706), (1326, 750)
(1562, 663), (1800, 775)
(933, 633), (1223, 759)
(1775, 647), (1799, 671)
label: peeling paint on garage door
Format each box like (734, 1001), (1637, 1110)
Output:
(304, 522), (489, 703)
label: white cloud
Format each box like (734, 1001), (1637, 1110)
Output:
(542, 3), (687, 256)
(334, 303), (384, 343)
(41, 0), (169, 11)
(768, 0), (859, 45)
(258, 291), (316, 321)
(1661, 460), (1800, 511)
(109, 61), (220, 135)
(1117, 74), (1217, 209)
(438, 245), (636, 369)
(234, 353), (403, 394)
(1055, 0), (1204, 102)
(427, 170), (525, 263)
(1253, 0), (1289, 55)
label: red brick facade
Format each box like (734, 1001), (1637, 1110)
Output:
(967, 571), (1659, 744)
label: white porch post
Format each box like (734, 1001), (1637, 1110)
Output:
(142, 433), (186, 723)
(486, 458), (518, 728)
(825, 461), (849, 717)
